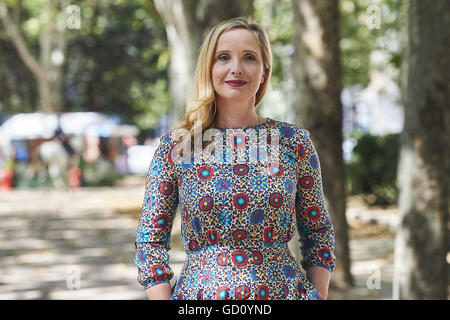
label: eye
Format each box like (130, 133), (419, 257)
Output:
(218, 54), (229, 61)
(246, 55), (256, 61)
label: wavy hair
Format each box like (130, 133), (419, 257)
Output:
(172, 16), (273, 157)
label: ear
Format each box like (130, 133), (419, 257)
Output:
(261, 75), (265, 84)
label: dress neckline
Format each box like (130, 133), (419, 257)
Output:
(214, 117), (271, 131)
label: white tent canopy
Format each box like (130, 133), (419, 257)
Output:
(0, 112), (139, 151)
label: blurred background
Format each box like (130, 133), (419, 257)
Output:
(0, 0), (448, 300)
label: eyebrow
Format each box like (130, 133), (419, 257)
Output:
(215, 49), (259, 56)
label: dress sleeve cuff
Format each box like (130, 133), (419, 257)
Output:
(302, 260), (336, 273)
(143, 279), (171, 291)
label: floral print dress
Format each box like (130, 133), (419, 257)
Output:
(134, 117), (336, 300)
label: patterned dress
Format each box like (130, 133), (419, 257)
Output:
(134, 117), (336, 300)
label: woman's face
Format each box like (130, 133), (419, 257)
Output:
(211, 28), (265, 104)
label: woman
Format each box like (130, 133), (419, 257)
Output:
(134, 16), (336, 300)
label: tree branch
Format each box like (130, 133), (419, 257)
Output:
(0, 0), (44, 81)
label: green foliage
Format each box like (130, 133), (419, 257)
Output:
(346, 131), (400, 206)
(62, 0), (170, 129)
(252, 0), (405, 91)
(79, 157), (123, 187)
(340, 0), (405, 88)
(0, 0), (41, 113)
(0, 0), (170, 131)
(1, 0), (405, 133)
(0, 40), (38, 114)
(254, 0), (293, 88)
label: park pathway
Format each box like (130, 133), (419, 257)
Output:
(0, 185), (153, 299)
(0, 184), (397, 300)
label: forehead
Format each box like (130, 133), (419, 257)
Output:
(215, 28), (261, 53)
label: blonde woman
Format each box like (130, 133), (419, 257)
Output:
(134, 16), (336, 300)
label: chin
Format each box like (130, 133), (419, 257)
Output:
(218, 91), (253, 101)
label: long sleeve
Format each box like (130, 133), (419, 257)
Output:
(294, 129), (336, 272)
(134, 133), (179, 290)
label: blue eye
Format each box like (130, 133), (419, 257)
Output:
(217, 54), (255, 61)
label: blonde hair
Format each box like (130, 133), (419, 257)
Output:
(172, 16), (273, 156)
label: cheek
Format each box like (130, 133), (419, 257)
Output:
(211, 66), (219, 83)
(249, 65), (264, 77)
(212, 67), (229, 90)
(212, 65), (226, 79)
(240, 64), (261, 81)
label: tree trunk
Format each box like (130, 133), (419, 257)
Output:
(152, 0), (254, 127)
(291, 0), (353, 288)
(393, 0), (449, 300)
(38, 0), (67, 113)
(152, 0), (194, 128)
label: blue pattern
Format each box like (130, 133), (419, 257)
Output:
(134, 118), (335, 300)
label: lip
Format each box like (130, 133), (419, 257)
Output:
(225, 80), (248, 87)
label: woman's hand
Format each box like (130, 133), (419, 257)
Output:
(145, 282), (172, 300)
(306, 266), (331, 300)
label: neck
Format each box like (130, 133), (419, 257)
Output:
(214, 97), (262, 129)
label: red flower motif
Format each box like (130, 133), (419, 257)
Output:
(216, 286), (229, 300)
(232, 229), (247, 242)
(217, 252), (229, 266)
(268, 162), (283, 177)
(207, 230), (220, 244)
(197, 165), (213, 180)
(318, 248), (333, 262)
(256, 285), (269, 300)
(230, 133), (246, 148)
(231, 249), (248, 268)
(154, 214), (170, 230)
(199, 196), (214, 211)
(306, 206), (321, 221)
(297, 143), (306, 159)
(251, 251), (263, 265)
(263, 226), (274, 242)
(233, 193), (249, 210)
(233, 164), (249, 176)
(299, 176), (314, 189)
(151, 264), (166, 279)
(159, 181), (173, 195)
(235, 285), (251, 300)
(269, 192), (283, 208)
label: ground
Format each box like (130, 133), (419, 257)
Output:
(0, 180), (398, 300)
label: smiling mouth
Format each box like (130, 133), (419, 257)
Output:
(225, 80), (247, 87)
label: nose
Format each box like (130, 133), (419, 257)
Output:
(230, 58), (243, 75)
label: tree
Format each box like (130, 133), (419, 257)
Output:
(62, 0), (171, 131)
(339, 0), (404, 88)
(151, 0), (254, 127)
(0, 0), (69, 113)
(0, 0), (171, 133)
(291, 0), (353, 287)
(393, 0), (449, 299)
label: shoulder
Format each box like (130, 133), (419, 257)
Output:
(153, 131), (178, 158)
(157, 131), (182, 151)
(268, 118), (311, 143)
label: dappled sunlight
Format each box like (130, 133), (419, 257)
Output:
(0, 186), (148, 300)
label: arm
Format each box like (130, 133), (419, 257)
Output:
(145, 282), (172, 300)
(134, 133), (179, 299)
(306, 266), (331, 300)
(295, 129), (336, 300)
